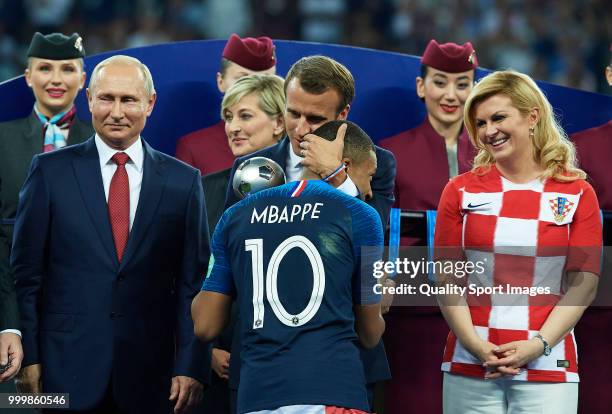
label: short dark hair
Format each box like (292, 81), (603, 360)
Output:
(311, 120), (374, 164)
(284, 55), (355, 114)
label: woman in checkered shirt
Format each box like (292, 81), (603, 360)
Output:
(434, 70), (602, 414)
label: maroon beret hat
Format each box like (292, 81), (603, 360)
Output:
(222, 33), (276, 71)
(421, 39), (478, 73)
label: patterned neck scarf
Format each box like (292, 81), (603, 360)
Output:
(34, 105), (77, 153)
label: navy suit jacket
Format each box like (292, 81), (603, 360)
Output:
(11, 137), (211, 413)
(223, 136), (396, 387)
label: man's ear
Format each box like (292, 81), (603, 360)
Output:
(86, 88), (93, 111)
(146, 92), (157, 117)
(342, 156), (351, 169)
(336, 105), (350, 120)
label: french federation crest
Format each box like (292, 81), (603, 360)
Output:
(549, 196), (574, 223)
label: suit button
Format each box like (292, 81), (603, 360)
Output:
(117, 274), (124, 282)
(110, 312), (116, 319)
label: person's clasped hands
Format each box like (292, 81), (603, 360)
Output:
(476, 338), (546, 379)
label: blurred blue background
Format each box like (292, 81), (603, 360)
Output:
(0, 0), (610, 93)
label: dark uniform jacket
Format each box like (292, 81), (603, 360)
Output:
(379, 118), (476, 211)
(0, 111), (92, 331)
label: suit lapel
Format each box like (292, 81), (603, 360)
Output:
(72, 136), (118, 263)
(119, 140), (167, 269)
(274, 137), (290, 171)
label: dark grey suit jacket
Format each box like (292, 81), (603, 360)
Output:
(202, 168), (231, 238)
(0, 111), (92, 331)
(202, 167), (239, 352)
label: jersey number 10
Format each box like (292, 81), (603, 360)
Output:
(245, 235), (326, 329)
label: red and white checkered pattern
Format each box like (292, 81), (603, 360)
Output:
(435, 166), (602, 383)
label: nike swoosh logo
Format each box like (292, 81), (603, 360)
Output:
(466, 202), (491, 209)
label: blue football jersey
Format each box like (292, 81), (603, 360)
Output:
(203, 180), (383, 414)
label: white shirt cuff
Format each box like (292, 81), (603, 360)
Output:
(0, 329), (22, 337)
(336, 175), (360, 197)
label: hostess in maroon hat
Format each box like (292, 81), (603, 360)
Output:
(421, 40), (478, 73)
(222, 34), (276, 71)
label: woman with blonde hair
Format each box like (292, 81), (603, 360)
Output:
(220, 73), (285, 158)
(434, 70), (602, 413)
(465, 70), (584, 182)
(204, 73), (286, 233)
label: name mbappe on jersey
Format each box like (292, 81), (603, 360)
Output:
(203, 180), (383, 414)
(250, 202), (324, 224)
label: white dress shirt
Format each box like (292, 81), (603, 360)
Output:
(95, 134), (144, 230)
(286, 144), (360, 196)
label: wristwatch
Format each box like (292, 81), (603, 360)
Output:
(535, 333), (551, 356)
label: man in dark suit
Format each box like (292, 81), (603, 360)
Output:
(224, 55), (396, 411)
(0, 32), (93, 383)
(225, 55), (396, 227)
(11, 55), (210, 413)
(203, 170), (233, 236)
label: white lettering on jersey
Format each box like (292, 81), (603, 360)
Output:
(250, 203), (324, 224)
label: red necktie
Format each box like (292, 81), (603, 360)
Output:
(108, 152), (130, 262)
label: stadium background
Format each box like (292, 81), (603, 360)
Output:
(0, 0), (610, 93)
